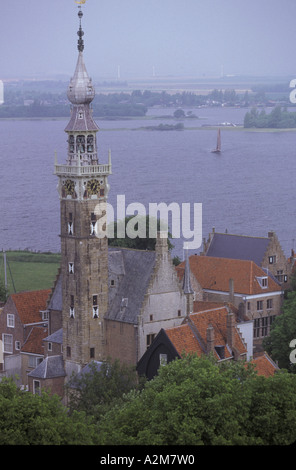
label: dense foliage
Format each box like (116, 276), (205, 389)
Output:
(263, 290), (296, 372)
(1, 355), (296, 445)
(0, 378), (99, 445)
(95, 355), (296, 445)
(244, 106), (296, 128)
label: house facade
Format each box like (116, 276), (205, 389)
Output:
(0, 290), (50, 380)
(201, 229), (292, 287)
(137, 305), (278, 381)
(176, 255), (284, 354)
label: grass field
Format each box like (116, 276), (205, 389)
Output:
(0, 251), (61, 295)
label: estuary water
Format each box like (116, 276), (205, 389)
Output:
(0, 106), (295, 259)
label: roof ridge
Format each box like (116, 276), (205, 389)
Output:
(214, 232), (269, 240)
(191, 306), (228, 315)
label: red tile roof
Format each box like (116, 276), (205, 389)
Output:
(165, 306), (247, 361)
(251, 353), (279, 377)
(177, 255), (281, 295)
(166, 323), (203, 357)
(11, 289), (51, 324)
(21, 326), (48, 355)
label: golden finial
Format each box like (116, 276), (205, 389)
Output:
(75, 0), (86, 4)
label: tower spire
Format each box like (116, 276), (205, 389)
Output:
(77, 7), (84, 52)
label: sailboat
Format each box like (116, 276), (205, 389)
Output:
(211, 128), (221, 153)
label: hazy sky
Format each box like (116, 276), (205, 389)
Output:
(2, 0), (296, 79)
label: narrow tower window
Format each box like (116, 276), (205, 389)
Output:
(70, 295), (75, 318)
(69, 135), (74, 153)
(93, 295), (99, 318)
(69, 262), (74, 274)
(68, 213), (74, 235)
(87, 135), (94, 152)
(76, 135), (85, 153)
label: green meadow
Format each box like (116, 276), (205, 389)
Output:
(0, 251), (61, 295)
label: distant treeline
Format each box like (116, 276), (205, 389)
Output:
(244, 106), (296, 128)
(0, 81), (292, 118)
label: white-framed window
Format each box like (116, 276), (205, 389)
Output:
(267, 299), (273, 310)
(15, 341), (21, 350)
(2, 334), (13, 353)
(41, 310), (49, 321)
(7, 314), (15, 328)
(256, 276), (268, 289)
(33, 380), (41, 395)
(257, 300), (263, 311)
(159, 353), (167, 366)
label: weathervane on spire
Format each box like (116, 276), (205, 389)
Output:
(76, 2), (85, 52)
(75, 0), (87, 4)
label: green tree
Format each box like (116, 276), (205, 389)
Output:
(96, 355), (255, 445)
(66, 359), (141, 421)
(263, 291), (296, 372)
(96, 355), (296, 445)
(0, 378), (99, 445)
(108, 215), (174, 251)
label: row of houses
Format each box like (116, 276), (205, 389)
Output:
(0, 229), (294, 396)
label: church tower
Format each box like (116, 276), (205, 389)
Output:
(55, 7), (111, 374)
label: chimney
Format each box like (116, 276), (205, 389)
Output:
(206, 324), (215, 354)
(229, 278), (234, 304)
(227, 311), (235, 350)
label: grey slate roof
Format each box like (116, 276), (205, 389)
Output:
(64, 104), (99, 132)
(43, 328), (63, 344)
(47, 247), (157, 325)
(106, 247), (156, 324)
(206, 233), (270, 265)
(28, 355), (66, 379)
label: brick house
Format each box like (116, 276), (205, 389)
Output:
(201, 229), (292, 287)
(0, 289), (50, 378)
(137, 305), (278, 380)
(176, 255), (284, 354)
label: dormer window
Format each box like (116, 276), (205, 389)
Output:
(256, 276), (268, 289)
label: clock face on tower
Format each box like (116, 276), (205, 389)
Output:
(63, 179), (75, 197)
(87, 179), (100, 195)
